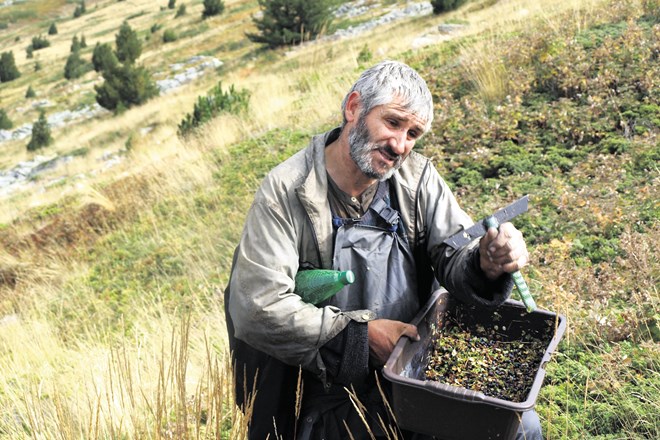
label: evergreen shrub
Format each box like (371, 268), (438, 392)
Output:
(27, 111), (53, 151)
(95, 64), (158, 112)
(202, 0), (224, 18)
(431, 0), (468, 14)
(0, 109), (12, 130)
(115, 21), (142, 64)
(246, 0), (334, 48)
(178, 82), (250, 136)
(163, 29), (178, 43)
(64, 51), (89, 79)
(0, 51), (20, 82)
(92, 42), (118, 73)
(31, 35), (50, 50)
(175, 4), (186, 17)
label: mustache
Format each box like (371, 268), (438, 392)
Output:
(374, 145), (402, 162)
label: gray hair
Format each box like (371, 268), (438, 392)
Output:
(341, 60), (434, 133)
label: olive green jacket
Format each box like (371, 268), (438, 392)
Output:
(227, 128), (511, 376)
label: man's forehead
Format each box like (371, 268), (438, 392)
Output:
(376, 102), (427, 130)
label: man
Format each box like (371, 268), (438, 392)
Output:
(225, 60), (542, 439)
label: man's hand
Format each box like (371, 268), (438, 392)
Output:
(367, 319), (419, 366)
(479, 221), (529, 280)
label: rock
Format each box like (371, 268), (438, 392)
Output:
(0, 104), (108, 145)
(438, 23), (465, 34)
(157, 55), (224, 94)
(328, 1), (433, 40)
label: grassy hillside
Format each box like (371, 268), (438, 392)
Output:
(0, 0), (658, 438)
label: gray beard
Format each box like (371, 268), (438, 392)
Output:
(348, 117), (402, 181)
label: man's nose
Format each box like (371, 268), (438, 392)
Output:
(388, 130), (408, 155)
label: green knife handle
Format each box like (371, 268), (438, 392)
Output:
(484, 216), (537, 313)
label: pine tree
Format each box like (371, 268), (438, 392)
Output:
(168, 0), (176, 9)
(64, 50), (88, 79)
(431, 0), (468, 14)
(48, 23), (58, 35)
(71, 35), (81, 53)
(95, 63), (158, 112)
(73, 0), (86, 18)
(31, 35), (50, 50)
(25, 85), (36, 98)
(92, 42), (118, 73)
(115, 22), (142, 64)
(80, 34), (87, 48)
(0, 51), (20, 82)
(0, 109), (12, 130)
(175, 4), (186, 17)
(246, 0), (333, 48)
(27, 110), (53, 151)
(202, 0), (224, 18)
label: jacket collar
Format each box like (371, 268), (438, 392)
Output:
(294, 128), (341, 269)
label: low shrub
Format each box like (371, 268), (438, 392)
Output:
(27, 111), (53, 151)
(163, 29), (177, 43)
(178, 82), (250, 136)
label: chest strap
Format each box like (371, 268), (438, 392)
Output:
(332, 180), (403, 235)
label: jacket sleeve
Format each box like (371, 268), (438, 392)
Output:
(227, 178), (353, 376)
(421, 165), (514, 306)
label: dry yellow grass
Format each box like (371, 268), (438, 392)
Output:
(1, 0), (633, 437)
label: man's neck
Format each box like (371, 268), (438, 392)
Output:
(325, 136), (377, 197)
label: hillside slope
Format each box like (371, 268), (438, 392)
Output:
(0, 0), (658, 438)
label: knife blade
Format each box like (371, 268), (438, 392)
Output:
(443, 195), (529, 249)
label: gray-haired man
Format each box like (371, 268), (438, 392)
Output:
(225, 60), (542, 439)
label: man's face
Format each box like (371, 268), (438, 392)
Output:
(348, 102), (425, 181)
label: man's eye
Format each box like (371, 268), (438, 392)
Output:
(408, 130), (419, 139)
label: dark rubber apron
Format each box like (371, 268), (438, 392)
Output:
(327, 180), (419, 322)
(299, 180), (420, 439)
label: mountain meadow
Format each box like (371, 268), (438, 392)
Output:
(0, 0), (658, 438)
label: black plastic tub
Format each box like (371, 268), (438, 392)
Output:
(383, 289), (566, 440)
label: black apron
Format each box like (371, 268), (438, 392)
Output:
(299, 180), (420, 439)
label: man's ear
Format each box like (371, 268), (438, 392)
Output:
(344, 91), (361, 124)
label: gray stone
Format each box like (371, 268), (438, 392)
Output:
(157, 55), (224, 94)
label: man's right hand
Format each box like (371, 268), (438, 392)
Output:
(367, 319), (420, 366)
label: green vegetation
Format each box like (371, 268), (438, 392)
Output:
(247, 0), (334, 48)
(30, 34), (50, 50)
(73, 0), (86, 18)
(115, 21), (142, 64)
(70, 35), (82, 53)
(0, 109), (12, 129)
(168, 0), (176, 9)
(175, 4), (187, 17)
(95, 21), (156, 111)
(95, 63), (158, 112)
(431, 0), (469, 14)
(162, 29), (178, 43)
(64, 50), (89, 80)
(0, 51), (20, 82)
(65, 35), (91, 80)
(178, 82), (250, 136)
(202, 0), (225, 19)
(48, 22), (58, 35)
(27, 110), (53, 151)
(25, 85), (36, 98)
(92, 42), (118, 73)
(406, 4), (659, 437)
